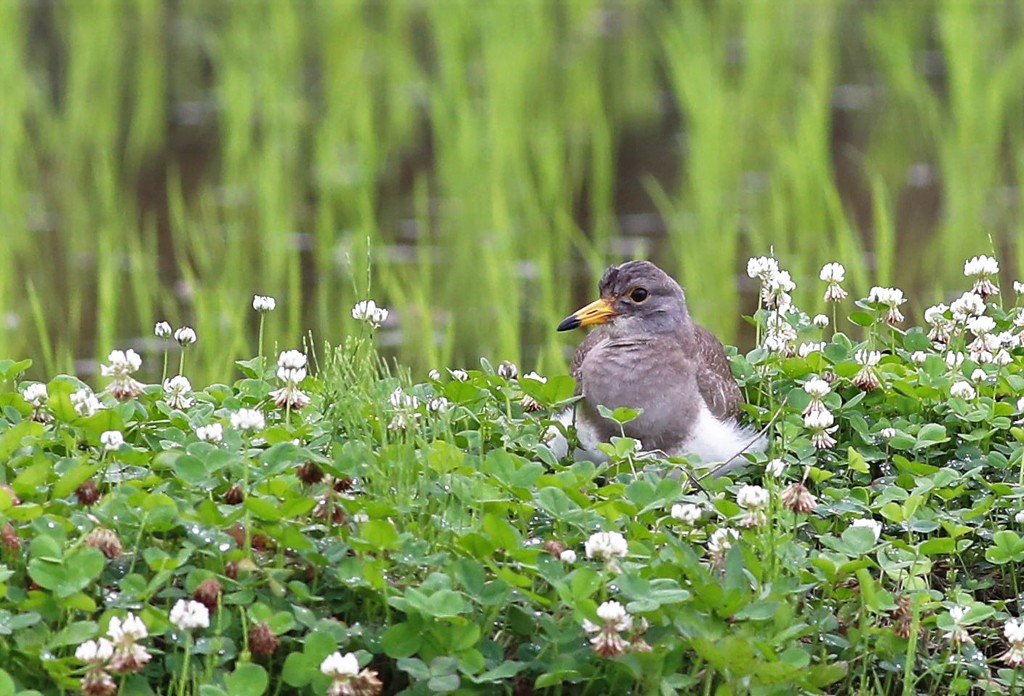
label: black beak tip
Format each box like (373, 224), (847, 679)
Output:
(557, 315), (581, 332)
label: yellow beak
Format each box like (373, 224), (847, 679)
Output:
(557, 297), (617, 331)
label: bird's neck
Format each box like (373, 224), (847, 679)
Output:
(606, 313), (694, 343)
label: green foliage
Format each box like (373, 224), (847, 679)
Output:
(5, 264), (1024, 695)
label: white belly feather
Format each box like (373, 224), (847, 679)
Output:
(545, 403), (765, 473)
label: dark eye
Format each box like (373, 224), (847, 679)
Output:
(629, 288), (648, 302)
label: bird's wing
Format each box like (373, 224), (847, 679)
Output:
(569, 328), (607, 395)
(693, 324), (743, 420)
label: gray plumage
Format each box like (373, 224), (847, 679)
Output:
(558, 260), (753, 465)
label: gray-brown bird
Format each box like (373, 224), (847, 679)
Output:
(553, 260), (761, 470)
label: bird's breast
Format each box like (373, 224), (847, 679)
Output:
(579, 339), (701, 450)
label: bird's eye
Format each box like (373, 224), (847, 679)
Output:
(629, 288), (648, 302)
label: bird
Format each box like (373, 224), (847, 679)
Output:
(552, 260), (762, 473)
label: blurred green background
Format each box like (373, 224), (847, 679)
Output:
(3, 1), (1024, 385)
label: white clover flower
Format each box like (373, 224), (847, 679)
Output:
(388, 387), (421, 430)
(867, 287), (897, 304)
(109, 643), (151, 674)
(582, 600), (633, 657)
(102, 349), (145, 401)
(271, 352), (311, 410)
(707, 527), (740, 555)
(924, 303), (953, 343)
(765, 458), (786, 477)
(910, 351), (929, 364)
(101, 350), (142, 377)
(388, 411), (416, 431)
(760, 269), (795, 310)
(427, 396), (449, 413)
(154, 321), (173, 338)
(798, 341), (826, 358)
(100, 431), (124, 451)
(352, 512), (369, 524)
(523, 371), (547, 383)
(803, 377), (830, 399)
(520, 394), (542, 412)
(169, 599), (210, 631)
(106, 612), (151, 674)
(868, 287), (906, 323)
(321, 651), (360, 680)
(762, 311), (798, 354)
(819, 284), (843, 302)
(427, 369), (441, 381)
(71, 388), (104, 417)
(163, 375), (193, 410)
(967, 316), (996, 336)
(174, 326), (197, 346)
(1018, 397), (1024, 413)
(995, 349), (1013, 366)
(1004, 619), (1024, 667)
(950, 292), (986, 322)
(968, 333), (1000, 364)
(498, 361), (518, 380)
(270, 381), (311, 410)
(850, 518), (882, 542)
(231, 408), (265, 432)
(1015, 281), (1024, 295)
(108, 613), (148, 643)
(351, 299), (388, 328)
(971, 368), (989, 383)
(195, 423), (223, 443)
(448, 369), (469, 382)
(820, 263), (848, 302)
(819, 262), (846, 283)
(1007, 618), (1024, 644)
(946, 351), (966, 369)
(76, 638), (115, 664)
(880, 427), (897, 440)
(559, 549), (577, 564)
(596, 600), (632, 629)
(388, 388), (419, 410)
(22, 383), (47, 407)
(352, 299), (378, 322)
(736, 485), (769, 527)
(122, 614), (148, 641)
(924, 304), (949, 325)
(962, 255), (995, 276)
(965, 254), (999, 278)
(277, 350), (307, 370)
(804, 409), (836, 449)
(1016, 510), (1024, 525)
(944, 606), (973, 646)
(584, 531), (628, 561)
(812, 314), (830, 328)
(252, 295), (277, 312)
(964, 255), (1000, 297)
(746, 256), (779, 281)
(765, 269), (795, 292)
(737, 485), (769, 509)
(950, 381), (976, 400)
(276, 365), (307, 385)
(670, 503), (701, 524)
(852, 349), (882, 391)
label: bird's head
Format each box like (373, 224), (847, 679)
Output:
(557, 260), (691, 337)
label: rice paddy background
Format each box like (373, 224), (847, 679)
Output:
(3, 1), (1023, 385)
